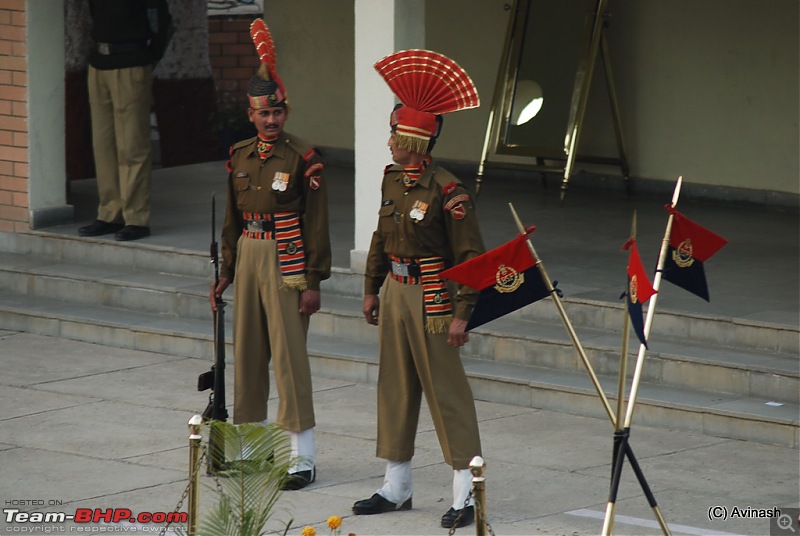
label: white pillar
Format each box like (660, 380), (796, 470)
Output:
(27, 0), (72, 228)
(351, 0), (425, 273)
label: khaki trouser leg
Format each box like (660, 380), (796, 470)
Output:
(233, 238), (315, 431)
(88, 65), (152, 227)
(377, 277), (482, 470)
(88, 66), (122, 224)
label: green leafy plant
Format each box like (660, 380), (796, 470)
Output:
(192, 421), (296, 536)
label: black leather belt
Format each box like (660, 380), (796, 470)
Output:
(96, 42), (148, 55)
(245, 219), (275, 233)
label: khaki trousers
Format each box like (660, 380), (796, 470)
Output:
(87, 65), (153, 227)
(232, 236), (316, 432)
(376, 276), (482, 470)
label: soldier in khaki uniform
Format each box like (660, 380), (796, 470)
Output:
(209, 19), (331, 491)
(352, 50), (484, 529)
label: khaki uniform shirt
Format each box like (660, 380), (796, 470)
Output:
(364, 161), (485, 320)
(220, 132), (331, 290)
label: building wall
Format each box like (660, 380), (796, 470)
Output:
(0, 0), (28, 232)
(264, 0), (356, 153)
(267, 0), (799, 197)
(208, 15), (260, 111)
(1, 0), (797, 230)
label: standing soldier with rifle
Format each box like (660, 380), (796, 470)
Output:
(208, 18), (331, 490)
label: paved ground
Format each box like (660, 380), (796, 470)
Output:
(1, 330), (798, 535)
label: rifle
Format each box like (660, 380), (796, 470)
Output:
(197, 192), (228, 473)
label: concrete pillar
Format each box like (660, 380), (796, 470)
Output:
(27, 0), (73, 228)
(351, 0), (425, 274)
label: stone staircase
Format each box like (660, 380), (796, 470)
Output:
(1, 230), (797, 448)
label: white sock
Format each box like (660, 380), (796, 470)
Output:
(452, 469), (474, 509)
(288, 428), (316, 473)
(378, 460), (413, 504)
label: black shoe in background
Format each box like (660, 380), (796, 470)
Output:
(114, 225), (150, 242)
(78, 220), (124, 237)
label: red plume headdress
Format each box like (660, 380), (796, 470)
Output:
(247, 18), (287, 108)
(374, 49), (479, 154)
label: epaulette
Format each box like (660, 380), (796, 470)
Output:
(384, 163), (402, 175)
(283, 132), (318, 161)
(231, 137), (256, 152)
(227, 137), (256, 173)
(431, 166), (462, 191)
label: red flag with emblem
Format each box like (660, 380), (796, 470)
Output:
(622, 237), (656, 347)
(442, 228), (551, 331)
(663, 207), (728, 301)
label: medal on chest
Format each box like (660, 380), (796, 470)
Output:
(408, 200), (429, 222)
(272, 172), (290, 192)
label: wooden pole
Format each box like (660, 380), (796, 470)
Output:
(623, 177), (682, 429)
(509, 203), (616, 425)
(470, 456), (487, 536)
(187, 414), (203, 535)
(601, 211), (636, 536)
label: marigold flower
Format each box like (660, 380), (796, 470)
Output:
(301, 526), (316, 536)
(327, 516), (342, 530)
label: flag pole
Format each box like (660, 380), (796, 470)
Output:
(609, 178), (683, 536)
(601, 211), (636, 536)
(616, 210), (636, 431)
(509, 203), (616, 425)
(623, 177), (682, 429)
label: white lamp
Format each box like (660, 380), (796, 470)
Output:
(511, 80), (544, 125)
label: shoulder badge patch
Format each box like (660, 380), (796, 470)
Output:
(444, 193), (470, 220)
(443, 181), (458, 195)
(304, 162), (324, 178)
(305, 162), (324, 191)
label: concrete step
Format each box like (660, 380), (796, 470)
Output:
(314, 294), (799, 405)
(2, 249), (796, 404)
(1, 230), (797, 447)
(7, 229), (798, 355)
(0, 288), (796, 448)
(309, 334), (800, 450)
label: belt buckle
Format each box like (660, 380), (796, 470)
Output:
(391, 260), (409, 277)
(246, 220), (263, 233)
(97, 43), (111, 55)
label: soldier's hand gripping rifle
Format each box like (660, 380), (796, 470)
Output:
(197, 192), (228, 473)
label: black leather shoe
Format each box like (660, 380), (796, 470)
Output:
(441, 506), (474, 528)
(78, 220), (124, 237)
(114, 225), (150, 241)
(281, 467), (315, 490)
(352, 493), (412, 515)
